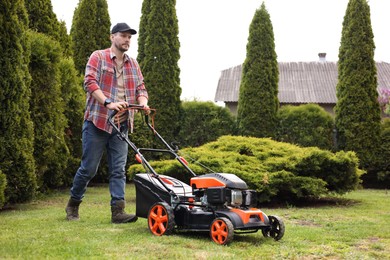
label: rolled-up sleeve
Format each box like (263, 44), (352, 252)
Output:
(136, 82), (148, 100)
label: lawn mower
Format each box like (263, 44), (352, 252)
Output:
(109, 105), (285, 245)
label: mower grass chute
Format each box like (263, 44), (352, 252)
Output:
(108, 105), (285, 245)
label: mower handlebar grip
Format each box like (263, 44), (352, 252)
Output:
(108, 104), (145, 121)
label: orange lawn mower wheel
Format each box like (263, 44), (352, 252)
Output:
(147, 202), (175, 236)
(210, 217), (234, 245)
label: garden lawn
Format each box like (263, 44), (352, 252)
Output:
(0, 185), (389, 259)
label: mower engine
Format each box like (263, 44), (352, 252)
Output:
(190, 173), (257, 209)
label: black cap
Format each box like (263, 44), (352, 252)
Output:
(111, 23), (137, 35)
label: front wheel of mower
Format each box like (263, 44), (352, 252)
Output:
(148, 202), (175, 236)
(262, 215), (285, 241)
(210, 217), (234, 245)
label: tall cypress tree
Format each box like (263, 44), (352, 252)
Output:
(71, 0), (111, 74)
(138, 0), (181, 143)
(25, 0), (60, 39)
(0, 0), (37, 204)
(335, 0), (381, 169)
(237, 2), (279, 138)
(137, 0), (151, 63)
(25, 0), (72, 56)
(28, 31), (70, 190)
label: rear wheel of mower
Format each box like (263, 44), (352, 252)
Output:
(148, 202), (175, 236)
(210, 217), (234, 245)
(262, 215), (285, 241)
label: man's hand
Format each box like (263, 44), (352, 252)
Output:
(142, 104), (151, 115)
(106, 101), (128, 111)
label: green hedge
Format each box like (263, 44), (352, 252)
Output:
(276, 104), (334, 150)
(178, 101), (236, 147)
(128, 135), (363, 203)
(377, 118), (390, 183)
(0, 171), (6, 208)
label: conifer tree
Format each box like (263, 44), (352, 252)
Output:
(137, 0), (151, 63)
(59, 58), (85, 185)
(25, 0), (60, 39)
(335, 0), (381, 168)
(25, 0), (72, 56)
(28, 31), (70, 190)
(71, 0), (111, 74)
(138, 0), (181, 143)
(237, 2), (279, 138)
(0, 0), (37, 204)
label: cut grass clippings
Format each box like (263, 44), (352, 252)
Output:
(1, 185), (389, 259)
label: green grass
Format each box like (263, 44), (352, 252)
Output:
(1, 185), (389, 259)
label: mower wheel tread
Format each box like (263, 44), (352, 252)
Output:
(262, 215), (285, 241)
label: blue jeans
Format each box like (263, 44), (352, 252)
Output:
(70, 120), (128, 205)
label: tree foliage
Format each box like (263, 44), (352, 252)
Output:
(59, 58), (85, 185)
(377, 119), (390, 185)
(137, 0), (151, 63)
(276, 104), (334, 150)
(138, 0), (181, 144)
(237, 2), (279, 138)
(178, 101), (236, 147)
(28, 31), (70, 191)
(0, 170), (6, 208)
(335, 0), (381, 169)
(25, 0), (72, 57)
(129, 136), (363, 203)
(0, 0), (37, 204)
(71, 0), (111, 74)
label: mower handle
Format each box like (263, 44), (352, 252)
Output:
(108, 103), (146, 121)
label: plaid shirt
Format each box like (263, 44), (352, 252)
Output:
(84, 48), (148, 133)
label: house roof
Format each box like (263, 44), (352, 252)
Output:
(214, 61), (390, 104)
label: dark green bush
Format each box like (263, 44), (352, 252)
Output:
(28, 31), (70, 190)
(128, 135), (363, 203)
(178, 101), (236, 147)
(276, 104), (334, 150)
(362, 118), (390, 188)
(59, 58), (85, 186)
(378, 119), (390, 184)
(0, 171), (6, 208)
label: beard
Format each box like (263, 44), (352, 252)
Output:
(115, 42), (129, 52)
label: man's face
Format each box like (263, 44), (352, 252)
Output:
(112, 32), (132, 52)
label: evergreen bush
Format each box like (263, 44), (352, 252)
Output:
(128, 136), (363, 203)
(59, 58), (85, 186)
(377, 118), (390, 185)
(276, 104), (334, 150)
(0, 171), (6, 208)
(28, 31), (70, 190)
(0, 0), (37, 204)
(178, 101), (236, 147)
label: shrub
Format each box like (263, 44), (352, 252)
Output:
(0, 171), (6, 208)
(179, 101), (236, 147)
(362, 118), (390, 188)
(378, 119), (390, 184)
(128, 135), (363, 203)
(276, 104), (334, 150)
(28, 31), (70, 190)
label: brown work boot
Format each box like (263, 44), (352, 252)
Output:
(65, 198), (82, 221)
(111, 200), (138, 224)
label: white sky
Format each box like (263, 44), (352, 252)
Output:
(51, 0), (390, 102)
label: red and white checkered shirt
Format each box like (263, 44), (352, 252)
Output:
(83, 48), (148, 133)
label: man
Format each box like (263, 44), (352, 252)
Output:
(65, 23), (149, 223)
